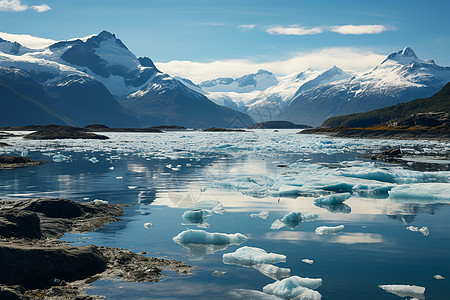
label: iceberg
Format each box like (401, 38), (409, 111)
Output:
(263, 276), (322, 299)
(315, 202), (351, 214)
(212, 270), (226, 277)
(314, 193), (351, 205)
(301, 259), (314, 265)
(93, 199), (108, 205)
(271, 212), (318, 230)
(230, 289), (285, 299)
(434, 275), (445, 280)
(223, 246), (286, 266)
(253, 264), (291, 281)
(406, 226), (429, 236)
(182, 209), (213, 224)
(315, 225), (344, 235)
(193, 199), (225, 214)
(52, 154), (69, 162)
(378, 284), (425, 299)
(88, 157), (99, 163)
(389, 183), (450, 203)
(144, 222), (153, 229)
(173, 229), (247, 245)
(251, 211), (270, 219)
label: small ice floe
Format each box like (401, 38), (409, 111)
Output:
(52, 154), (69, 163)
(116, 176), (123, 179)
(182, 209), (213, 225)
(434, 275), (445, 280)
(212, 270), (226, 277)
(253, 264), (291, 281)
(93, 199), (108, 205)
(223, 246), (286, 266)
(193, 199), (225, 214)
(251, 211), (270, 219)
(88, 157), (99, 163)
(144, 222), (153, 229)
(230, 289), (284, 299)
(263, 276), (322, 300)
(21, 150), (28, 157)
(406, 226), (429, 236)
(271, 212), (318, 230)
(128, 186), (137, 189)
(173, 229), (247, 245)
(302, 259), (314, 265)
(378, 284), (425, 299)
(109, 166), (115, 170)
(315, 225), (344, 235)
(314, 193), (351, 205)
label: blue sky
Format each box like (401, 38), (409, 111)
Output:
(1, 0), (449, 81)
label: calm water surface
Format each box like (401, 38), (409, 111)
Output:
(0, 130), (449, 299)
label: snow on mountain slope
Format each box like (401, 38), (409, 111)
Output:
(282, 47), (450, 127)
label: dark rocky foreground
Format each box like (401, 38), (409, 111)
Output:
(0, 198), (191, 299)
(0, 156), (44, 169)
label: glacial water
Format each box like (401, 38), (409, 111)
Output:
(0, 130), (449, 299)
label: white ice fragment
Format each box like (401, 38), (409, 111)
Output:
(434, 275), (445, 280)
(389, 183), (450, 203)
(263, 276), (322, 299)
(314, 193), (351, 205)
(109, 166), (115, 170)
(193, 200), (225, 214)
(302, 259), (314, 264)
(182, 209), (213, 224)
(212, 270), (226, 277)
(88, 157), (99, 163)
(83, 197), (89, 200)
(21, 150), (28, 157)
(251, 211), (270, 219)
(378, 284), (425, 299)
(223, 246), (286, 266)
(315, 225), (344, 235)
(165, 164), (172, 169)
(406, 226), (429, 236)
(52, 154), (68, 162)
(173, 229), (247, 245)
(271, 212), (318, 230)
(253, 264), (291, 281)
(144, 222), (153, 229)
(128, 186), (137, 189)
(116, 176), (123, 179)
(230, 289), (285, 299)
(93, 199), (108, 205)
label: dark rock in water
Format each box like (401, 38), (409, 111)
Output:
(0, 210), (42, 239)
(0, 244), (107, 289)
(23, 125), (109, 140)
(0, 142), (10, 147)
(84, 124), (110, 131)
(84, 124), (162, 133)
(0, 285), (28, 300)
(0, 156), (43, 169)
(203, 127), (247, 132)
(371, 148), (403, 161)
(248, 121), (312, 129)
(151, 125), (187, 131)
(20, 199), (84, 219)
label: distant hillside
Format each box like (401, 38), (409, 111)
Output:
(322, 82), (450, 128)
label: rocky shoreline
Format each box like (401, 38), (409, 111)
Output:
(0, 198), (191, 299)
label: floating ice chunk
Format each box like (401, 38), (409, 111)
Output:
(144, 222), (153, 229)
(314, 193), (351, 205)
(88, 157), (99, 163)
(352, 184), (393, 195)
(182, 209), (213, 224)
(93, 199), (108, 205)
(83, 197), (89, 200)
(434, 275), (445, 280)
(315, 202), (351, 214)
(230, 289), (285, 299)
(52, 154), (69, 162)
(378, 284), (425, 299)
(223, 246), (286, 266)
(302, 259), (314, 265)
(340, 169), (396, 183)
(165, 164), (172, 169)
(212, 270), (226, 277)
(263, 276), (322, 299)
(406, 226), (429, 236)
(116, 176), (123, 179)
(253, 264), (291, 281)
(21, 150), (28, 157)
(270, 185), (301, 197)
(271, 212), (318, 230)
(251, 211), (270, 219)
(315, 225), (344, 235)
(193, 200), (225, 214)
(173, 229), (247, 245)
(109, 166), (115, 170)
(389, 183), (450, 203)
(128, 186), (137, 189)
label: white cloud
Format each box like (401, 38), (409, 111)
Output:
(0, 0), (50, 12)
(156, 47), (386, 83)
(266, 26), (323, 36)
(237, 24), (256, 31)
(0, 32), (56, 48)
(330, 25), (390, 35)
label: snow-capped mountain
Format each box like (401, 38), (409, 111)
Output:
(0, 31), (253, 128)
(282, 47), (450, 127)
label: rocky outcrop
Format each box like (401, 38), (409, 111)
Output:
(23, 125), (109, 140)
(0, 156), (43, 170)
(248, 121), (312, 129)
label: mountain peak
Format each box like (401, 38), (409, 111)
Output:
(382, 47), (419, 64)
(401, 47), (417, 58)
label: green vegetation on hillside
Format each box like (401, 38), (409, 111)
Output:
(322, 83), (450, 128)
